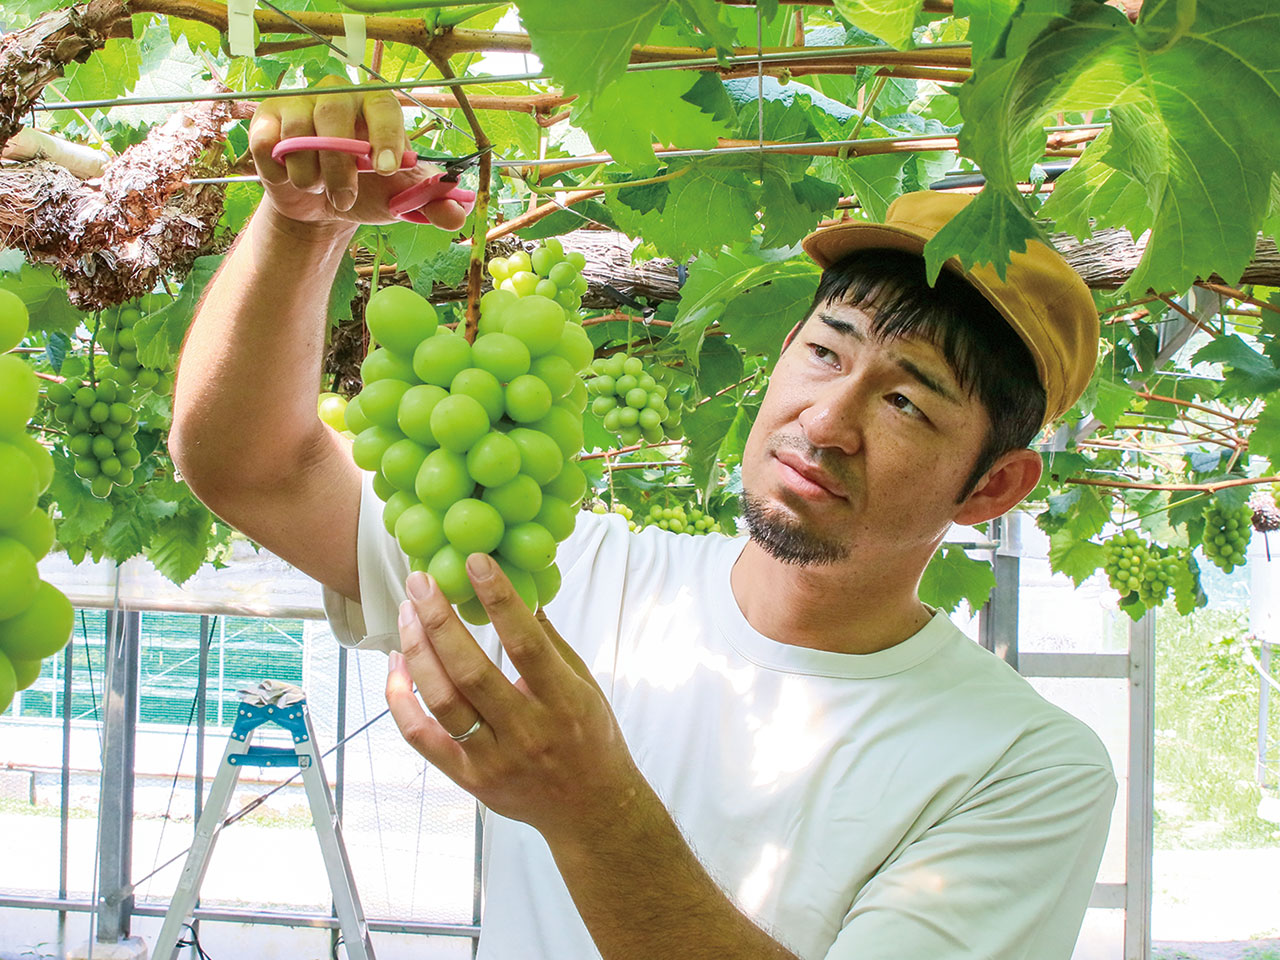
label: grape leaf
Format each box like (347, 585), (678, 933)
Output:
(145, 500), (214, 586)
(572, 70), (730, 168)
(48, 452), (112, 543)
(135, 256), (223, 369)
(926, 0), (1280, 294)
(670, 244), (820, 365)
(1047, 529), (1104, 587)
(517, 0), (669, 102)
(1249, 395), (1280, 467)
(55, 38), (141, 107)
(1040, 127), (1151, 240)
(955, 0), (1018, 64)
(830, 0), (925, 49)
(918, 544), (996, 613)
(1191, 336), (1280, 400)
(0, 264), (81, 336)
(328, 253), (358, 328)
(683, 392), (738, 497)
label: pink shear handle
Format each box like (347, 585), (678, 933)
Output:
(272, 136), (417, 171)
(388, 177), (477, 224)
(270, 136), (476, 223)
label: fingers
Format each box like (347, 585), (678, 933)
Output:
(311, 78), (359, 211)
(404, 571), (525, 723)
(277, 94), (322, 192)
(422, 197), (468, 231)
(396, 599), (486, 743)
(247, 104), (287, 186)
(467, 554), (574, 703)
(536, 609), (603, 694)
(360, 89), (408, 175)
(385, 648), (471, 765)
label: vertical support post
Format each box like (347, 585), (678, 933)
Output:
(59, 633), (74, 948)
(95, 608), (141, 944)
(1260, 640), (1274, 788)
(332, 644), (349, 959)
(194, 614), (212, 935)
(1125, 610), (1155, 960)
(979, 513), (1020, 671)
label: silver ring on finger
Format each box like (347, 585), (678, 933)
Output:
(449, 717), (483, 743)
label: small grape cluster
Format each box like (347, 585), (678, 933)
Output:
(99, 303), (171, 394)
(347, 246), (594, 625)
(585, 355), (686, 446)
(1202, 500), (1253, 572)
(487, 240), (588, 315)
(1101, 530), (1181, 609)
(0, 288), (75, 714)
(591, 501), (723, 535)
(317, 392), (352, 437)
(45, 373), (142, 498)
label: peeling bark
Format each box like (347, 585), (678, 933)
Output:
(0, 97), (251, 308)
(0, 0), (130, 151)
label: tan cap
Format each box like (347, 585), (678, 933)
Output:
(801, 191), (1099, 426)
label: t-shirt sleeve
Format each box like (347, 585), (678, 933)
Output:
(321, 471), (611, 653)
(823, 760), (1117, 960)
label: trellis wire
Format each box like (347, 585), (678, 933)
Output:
(182, 133), (984, 184)
(33, 42), (971, 113)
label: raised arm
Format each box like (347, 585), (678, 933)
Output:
(168, 78), (466, 601)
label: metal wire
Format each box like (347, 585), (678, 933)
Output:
(182, 133), (969, 184)
(253, 0), (468, 140)
(34, 43), (970, 113)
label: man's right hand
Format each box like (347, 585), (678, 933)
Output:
(248, 75), (469, 233)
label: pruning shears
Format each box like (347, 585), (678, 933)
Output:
(270, 137), (482, 224)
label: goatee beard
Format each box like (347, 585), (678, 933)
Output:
(740, 492), (849, 566)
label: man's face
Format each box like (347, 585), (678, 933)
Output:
(740, 297), (994, 566)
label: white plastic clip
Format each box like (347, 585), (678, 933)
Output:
(227, 0), (257, 57)
(335, 14), (366, 68)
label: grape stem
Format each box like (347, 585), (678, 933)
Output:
(527, 165), (691, 197)
(36, 371), (68, 384)
(483, 190), (603, 243)
(579, 440), (681, 462)
(1197, 282), (1280, 316)
(427, 53), (491, 344)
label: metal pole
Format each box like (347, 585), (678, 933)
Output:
(978, 514), (1020, 671)
(95, 608), (141, 944)
(1125, 611), (1155, 960)
(1260, 640), (1274, 788)
(59, 633), (74, 950)
(194, 614), (212, 935)
(332, 645), (349, 959)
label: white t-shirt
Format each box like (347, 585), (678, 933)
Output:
(325, 476), (1118, 960)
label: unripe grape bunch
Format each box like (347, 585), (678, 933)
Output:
(1201, 500), (1252, 573)
(487, 240), (589, 315)
(591, 500), (722, 535)
(99, 301), (172, 394)
(1101, 530), (1182, 611)
(585, 354), (686, 447)
(0, 287), (76, 715)
(45, 371), (143, 498)
(347, 246), (595, 625)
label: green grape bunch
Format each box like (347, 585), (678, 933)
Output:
(1101, 530), (1183, 611)
(45, 371), (143, 499)
(1201, 500), (1253, 573)
(0, 287), (75, 715)
(99, 301), (173, 394)
(346, 242), (595, 626)
(591, 500), (724, 536)
(487, 240), (589, 315)
(585, 354), (687, 447)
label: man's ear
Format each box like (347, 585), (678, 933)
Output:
(953, 448), (1042, 526)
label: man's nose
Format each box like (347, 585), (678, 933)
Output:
(796, 380), (863, 456)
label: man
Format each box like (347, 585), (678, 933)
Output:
(170, 83), (1116, 960)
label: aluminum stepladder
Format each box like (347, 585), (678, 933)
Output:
(152, 689), (376, 960)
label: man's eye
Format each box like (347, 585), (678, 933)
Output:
(809, 344), (838, 365)
(889, 393), (924, 418)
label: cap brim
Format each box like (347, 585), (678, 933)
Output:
(803, 222), (935, 270)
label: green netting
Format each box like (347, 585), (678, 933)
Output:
(6, 609), (305, 728)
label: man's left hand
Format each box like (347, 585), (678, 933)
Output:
(386, 555), (646, 845)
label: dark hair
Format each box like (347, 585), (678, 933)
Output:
(802, 248), (1046, 500)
